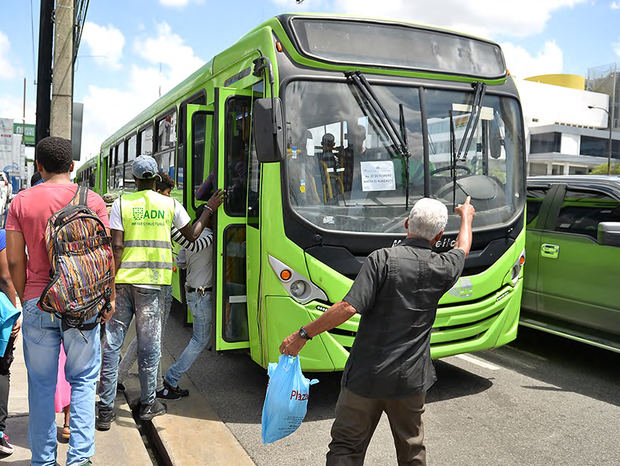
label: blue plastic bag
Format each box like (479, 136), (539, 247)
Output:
(0, 291), (19, 358)
(261, 355), (318, 444)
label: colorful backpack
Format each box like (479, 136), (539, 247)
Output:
(38, 186), (113, 332)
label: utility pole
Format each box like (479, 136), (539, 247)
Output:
(588, 104), (613, 175)
(22, 78), (26, 138)
(35, 0), (54, 144)
(50, 0), (74, 139)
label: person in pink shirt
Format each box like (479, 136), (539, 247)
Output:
(5, 137), (114, 466)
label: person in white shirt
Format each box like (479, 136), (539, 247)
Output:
(116, 172), (214, 393)
(97, 155), (223, 428)
(157, 204), (215, 400)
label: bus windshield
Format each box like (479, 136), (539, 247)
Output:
(284, 80), (524, 234)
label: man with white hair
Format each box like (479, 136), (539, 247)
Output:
(280, 196), (475, 466)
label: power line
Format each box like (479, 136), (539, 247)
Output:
(73, 0), (90, 65)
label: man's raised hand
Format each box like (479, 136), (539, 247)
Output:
(455, 196), (476, 221)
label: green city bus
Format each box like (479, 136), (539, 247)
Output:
(75, 156), (97, 188)
(77, 14), (527, 371)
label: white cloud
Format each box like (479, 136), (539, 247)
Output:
(133, 22), (204, 85)
(0, 31), (17, 79)
(300, 0), (586, 39)
(81, 22), (125, 69)
(611, 2), (620, 9)
(500, 40), (563, 78)
(79, 23), (205, 161)
(0, 93), (36, 123)
(272, 0), (326, 9)
(159, 0), (204, 7)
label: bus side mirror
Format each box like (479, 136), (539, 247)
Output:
(598, 222), (620, 247)
(253, 98), (284, 163)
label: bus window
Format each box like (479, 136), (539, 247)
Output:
(285, 82), (424, 212)
(101, 153), (108, 191)
(156, 110), (177, 180)
(157, 112), (177, 151)
(154, 151), (175, 179)
(191, 112), (207, 202)
(222, 225), (248, 342)
(125, 135), (137, 191)
(179, 91), (207, 194)
(127, 134), (137, 161)
(115, 142), (125, 190)
(247, 136), (260, 228)
(224, 97), (251, 216)
(139, 125), (153, 155)
(108, 147), (116, 189)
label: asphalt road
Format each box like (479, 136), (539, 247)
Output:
(163, 311), (620, 466)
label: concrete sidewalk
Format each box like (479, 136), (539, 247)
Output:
(2, 337), (152, 465)
(122, 339), (255, 466)
(1, 323), (254, 465)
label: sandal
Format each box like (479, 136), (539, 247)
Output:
(62, 424), (70, 439)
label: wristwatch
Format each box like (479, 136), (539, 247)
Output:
(298, 327), (312, 340)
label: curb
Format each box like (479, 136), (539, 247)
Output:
(122, 345), (255, 466)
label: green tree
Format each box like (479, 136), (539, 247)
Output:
(590, 162), (620, 175)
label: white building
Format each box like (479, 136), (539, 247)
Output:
(0, 117), (27, 191)
(515, 74), (620, 175)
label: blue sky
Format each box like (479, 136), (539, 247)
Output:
(1, 0), (619, 166)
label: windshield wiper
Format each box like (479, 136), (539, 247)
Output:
(457, 81), (487, 162)
(449, 110), (458, 211)
(345, 71), (412, 208)
(399, 103), (410, 208)
(449, 81), (487, 211)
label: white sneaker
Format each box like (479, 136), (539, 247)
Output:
(0, 433), (14, 455)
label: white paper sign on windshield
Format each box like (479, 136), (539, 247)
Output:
(360, 161), (396, 192)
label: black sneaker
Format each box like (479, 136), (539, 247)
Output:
(138, 400), (167, 421)
(156, 379), (189, 400)
(96, 407), (116, 431)
(0, 433), (13, 455)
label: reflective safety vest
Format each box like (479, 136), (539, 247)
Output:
(116, 190), (175, 285)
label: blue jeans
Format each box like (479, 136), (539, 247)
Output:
(164, 290), (212, 387)
(99, 285), (163, 409)
(22, 298), (101, 466)
(117, 286), (171, 391)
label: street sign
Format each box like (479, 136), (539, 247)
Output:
(13, 123), (36, 146)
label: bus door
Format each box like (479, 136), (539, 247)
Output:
(213, 88), (254, 350)
(101, 153), (108, 194)
(174, 102), (214, 307)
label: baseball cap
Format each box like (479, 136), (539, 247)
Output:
(132, 155), (158, 179)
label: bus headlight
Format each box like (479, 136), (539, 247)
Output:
(510, 249), (526, 285)
(268, 255), (328, 304)
(290, 280), (308, 298)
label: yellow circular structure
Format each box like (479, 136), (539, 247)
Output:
(524, 74), (585, 90)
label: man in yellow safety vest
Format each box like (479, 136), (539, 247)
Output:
(96, 155), (223, 428)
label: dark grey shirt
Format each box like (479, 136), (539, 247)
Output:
(342, 237), (465, 398)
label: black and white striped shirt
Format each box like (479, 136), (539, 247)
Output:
(171, 226), (213, 253)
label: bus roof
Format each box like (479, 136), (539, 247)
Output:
(75, 156), (97, 173)
(100, 14), (505, 152)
